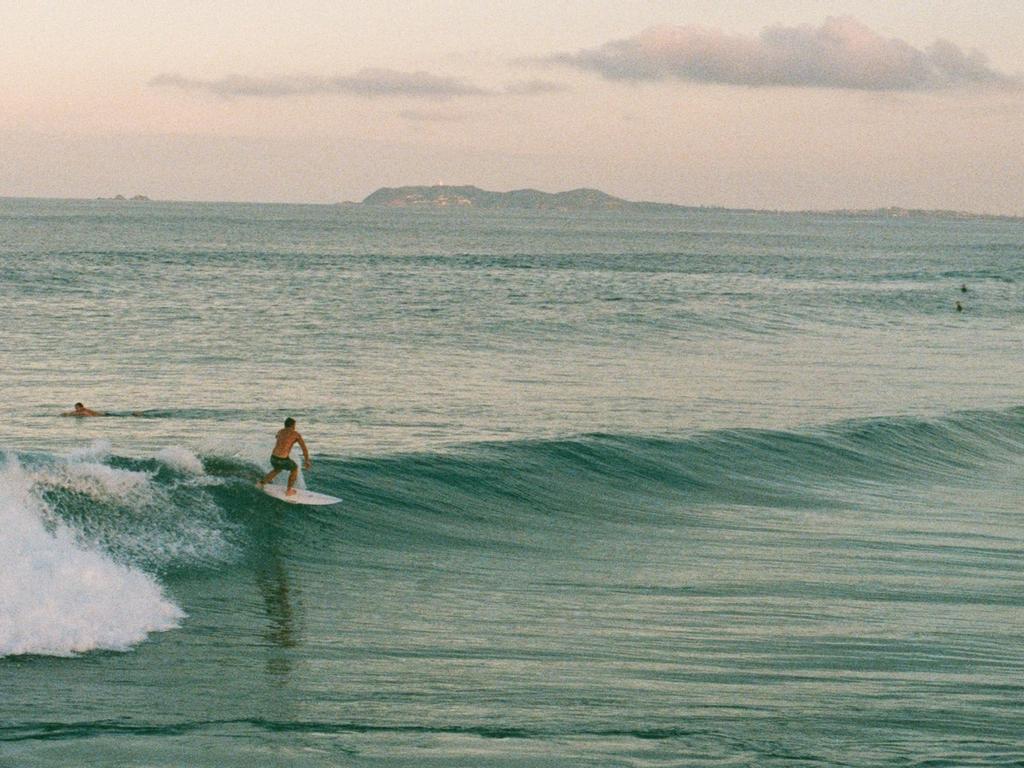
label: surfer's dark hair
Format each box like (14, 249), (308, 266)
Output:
(284, 417), (295, 428)
(75, 402), (83, 408)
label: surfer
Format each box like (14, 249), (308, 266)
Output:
(258, 417), (311, 496)
(62, 402), (103, 417)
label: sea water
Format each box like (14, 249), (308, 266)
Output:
(1, 198), (1022, 766)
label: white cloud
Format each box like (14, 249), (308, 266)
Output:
(548, 17), (1021, 91)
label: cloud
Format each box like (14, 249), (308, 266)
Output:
(398, 108), (470, 123)
(503, 79), (569, 95)
(150, 68), (489, 100)
(151, 70), (571, 101)
(548, 17), (1021, 91)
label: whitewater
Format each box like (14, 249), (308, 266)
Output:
(1, 198), (1022, 767)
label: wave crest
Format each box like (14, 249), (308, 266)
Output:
(0, 456), (184, 658)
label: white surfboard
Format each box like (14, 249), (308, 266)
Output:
(260, 484), (342, 506)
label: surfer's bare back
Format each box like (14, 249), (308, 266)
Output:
(258, 417), (311, 496)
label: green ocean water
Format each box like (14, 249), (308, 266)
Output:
(1, 198), (1022, 766)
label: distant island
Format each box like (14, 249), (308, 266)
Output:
(97, 194), (151, 201)
(360, 185), (712, 213)
(357, 185), (1022, 221)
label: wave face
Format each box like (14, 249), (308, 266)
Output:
(4, 407), (1022, 660)
(306, 407), (1024, 533)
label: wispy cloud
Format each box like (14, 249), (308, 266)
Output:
(503, 79), (569, 95)
(150, 68), (489, 100)
(398, 108), (470, 123)
(151, 69), (572, 101)
(547, 17), (1021, 91)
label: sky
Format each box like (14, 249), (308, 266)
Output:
(2, 1), (1023, 213)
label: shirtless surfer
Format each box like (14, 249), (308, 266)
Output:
(62, 402), (103, 417)
(258, 417), (311, 496)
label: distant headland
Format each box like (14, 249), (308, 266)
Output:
(359, 185), (716, 213)
(355, 185), (1022, 222)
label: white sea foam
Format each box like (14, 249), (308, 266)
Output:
(155, 445), (205, 475)
(66, 439), (113, 463)
(54, 460), (154, 500)
(0, 456), (184, 658)
(30, 449), (238, 570)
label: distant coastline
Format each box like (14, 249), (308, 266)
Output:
(356, 185), (1024, 222)
(2, 190), (1021, 221)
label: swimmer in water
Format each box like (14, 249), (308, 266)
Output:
(62, 402), (103, 417)
(955, 301), (964, 312)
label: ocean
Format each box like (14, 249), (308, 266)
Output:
(1, 198), (1022, 766)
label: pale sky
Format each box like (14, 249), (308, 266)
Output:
(2, 1), (1023, 213)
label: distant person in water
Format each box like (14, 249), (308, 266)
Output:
(961, 284), (968, 293)
(62, 402), (103, 417)
(258, 417), (311, 496)
(956, 301), (964, 312)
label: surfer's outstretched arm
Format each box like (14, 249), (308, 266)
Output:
(297, 435), (312, 469)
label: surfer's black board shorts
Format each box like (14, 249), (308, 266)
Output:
(270, 455), (298, 472)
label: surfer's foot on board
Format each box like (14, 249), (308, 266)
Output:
(286, 488), (297, 496)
